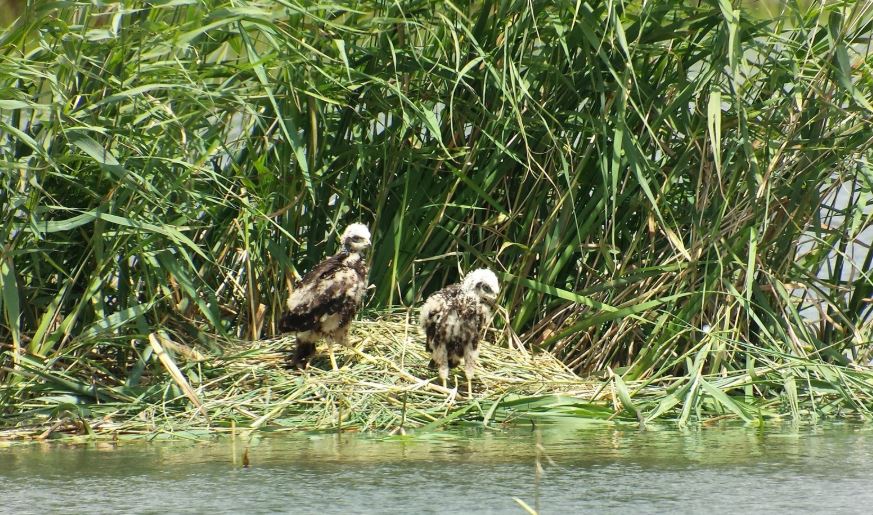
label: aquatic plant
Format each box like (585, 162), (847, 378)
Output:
(1, 0), (871, 436)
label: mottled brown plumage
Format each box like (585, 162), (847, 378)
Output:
(279, 223), (370, 369)
(420, 268), (499, 395)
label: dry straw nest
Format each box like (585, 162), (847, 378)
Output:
(212, 315), (598, 433)
(1, 316), (604, 441)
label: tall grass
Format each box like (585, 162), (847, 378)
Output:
(1, 0), (872, 427)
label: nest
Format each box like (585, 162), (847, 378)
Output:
(1, 316), (604, 441)
(208, 316), (598, 433)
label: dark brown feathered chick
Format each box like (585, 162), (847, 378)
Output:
(278, 223), (370, 369)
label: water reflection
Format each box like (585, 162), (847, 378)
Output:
(2, 424), (872, 514)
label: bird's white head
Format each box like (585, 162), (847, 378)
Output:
(462, 268), (500, 303)
(341, 223), (371, 252)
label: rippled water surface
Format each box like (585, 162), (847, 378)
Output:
(2, 423), (873, 514)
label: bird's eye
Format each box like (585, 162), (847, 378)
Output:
(479, 284), (494, 294)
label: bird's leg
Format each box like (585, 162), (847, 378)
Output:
(464, 360), (476, 398)
(440, 374), (457, 406)
(447, 375), (459, 405)
(439, 363), (458, 405)
(439, 363), (449, 390)
(328, 346), (338, 371)
(289, 338), (316, 370)
(335, 327), (353, 368)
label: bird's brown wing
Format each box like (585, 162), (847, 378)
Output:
(297, 252), (347, 285)
(420, 284), (463, 350)
(279, 254), (363, 334)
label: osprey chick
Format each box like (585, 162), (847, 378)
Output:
(278, 223), (371, 369)
(420, 268), (500, 396)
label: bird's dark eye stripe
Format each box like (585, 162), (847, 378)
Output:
(480, 284), (494, 293)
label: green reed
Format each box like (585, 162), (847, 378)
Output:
(1, 0), (871, 431)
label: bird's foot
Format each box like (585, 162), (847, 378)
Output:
(443, 375), (463, 405)
(284, 357), (309, 371)
(443, 386), (459, 406)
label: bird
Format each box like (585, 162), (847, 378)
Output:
(278, 223), (371, 370)
(420, 268), (500, 397)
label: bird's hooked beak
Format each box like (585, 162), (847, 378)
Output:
(479, 285), (498, 305)
(344, 236), (371, 252)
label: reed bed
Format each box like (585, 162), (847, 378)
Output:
(0, 315), (596, 440)
(4, 314), (873, 442)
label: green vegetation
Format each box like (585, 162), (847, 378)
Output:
(1, 0), (872, 438)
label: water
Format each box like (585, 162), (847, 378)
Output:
(2, 424), (872, 514)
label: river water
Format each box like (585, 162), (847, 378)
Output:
(2, 423), (872, 514)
